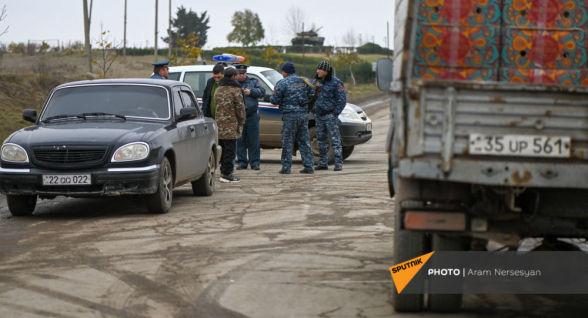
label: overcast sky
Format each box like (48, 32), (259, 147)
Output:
(0, 0), (394, 50)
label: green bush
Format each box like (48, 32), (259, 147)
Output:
(357, 43), (393, 55)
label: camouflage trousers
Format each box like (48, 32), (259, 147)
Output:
(281, 112), (314, 172)
(314, 113), (343, 167)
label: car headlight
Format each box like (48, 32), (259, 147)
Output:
(1, 144), (29, 162)
(338, 108), (363, 123)
(112, 142), (149, 162)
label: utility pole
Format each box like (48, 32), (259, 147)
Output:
(387, 21), (390, 59)
(123, 0), (127, 61)
(302, 23), (305, 76)
(83, 0), (93, 72)
(154, 0), (158, 62)
(168, 0), (172, 58)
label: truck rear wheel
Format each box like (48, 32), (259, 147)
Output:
(428, 234), (469, 312)
(392, 176), (428, 312)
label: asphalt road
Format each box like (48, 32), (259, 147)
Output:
(1, 97), (588, 318)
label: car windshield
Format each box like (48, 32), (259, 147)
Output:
(261, 70), (283, 87)
(41, 85), (170, 120)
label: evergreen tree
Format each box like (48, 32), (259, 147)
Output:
(163, 6), (210, 48)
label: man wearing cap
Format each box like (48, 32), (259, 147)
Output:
(214, 67), (246, 183)
(311, 60), (346, 171)
(150, 60), (170, 79)
(270, 61), (315, 174)
(234, 64), (265, 171)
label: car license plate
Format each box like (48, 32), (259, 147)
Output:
(469, 134), (571, 158)
(366, 123), (372, 131)
(42, 174), (91, 186)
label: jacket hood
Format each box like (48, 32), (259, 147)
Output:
(218, 78), (241, 88)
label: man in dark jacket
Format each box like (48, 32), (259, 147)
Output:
(214, 67), (246, 183)
(270, 61), (315, 174)
(202, 64), (225, 118)
(312, 60), (347, 171)
(234, 64), (266, 171)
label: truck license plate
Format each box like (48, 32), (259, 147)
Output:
(42, 174), (91, 186)
(469, 134), (571, 158)
(367, 123), (372, 131)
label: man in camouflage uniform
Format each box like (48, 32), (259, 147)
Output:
(270, 61), (315, 174)
(214, 67), (246, 183)
(311, 60), (347, 171)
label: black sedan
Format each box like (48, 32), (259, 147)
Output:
(0, 79), (219, 216)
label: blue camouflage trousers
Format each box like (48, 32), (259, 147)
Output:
(281, 112), (314, 171)
(314, 113), (343, 167)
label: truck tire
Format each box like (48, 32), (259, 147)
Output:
(392, 176), (428, 312)
(342, 146), (354, 160)
(147, 157), (173, 214)
(309, 127), (335, 165)
(192, 150), (216, 196)
(428, 234), (469, 312)
(6, 194), (37, 216)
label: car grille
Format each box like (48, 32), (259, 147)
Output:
(33, 146), (109, 168)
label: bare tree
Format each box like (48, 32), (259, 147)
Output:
(282, 6), (306, 38)
(0, 5), (9, 37)
(92, 23), (120, 78)
(342, 29), (357, 49)
(83, 0), (94, 72)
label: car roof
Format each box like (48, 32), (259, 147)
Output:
(168, 65), (275, 74)
(55, 78), (191, 90)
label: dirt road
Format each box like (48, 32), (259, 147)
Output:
(1, 98), (587, 317)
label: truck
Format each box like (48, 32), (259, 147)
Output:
(377, 0), (588, 312)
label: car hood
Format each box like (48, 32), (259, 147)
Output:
(7, 120), (165, 147)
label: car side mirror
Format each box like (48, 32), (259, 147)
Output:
(22, 109), (37, 123)
(177, 107), (198, 122)
(376, 58), (394, 92)
(263, 95), (272, 103)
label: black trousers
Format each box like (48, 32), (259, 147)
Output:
(219, 139), (236, 176)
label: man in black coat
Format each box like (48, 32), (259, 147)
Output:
(202, 63), (225, 118)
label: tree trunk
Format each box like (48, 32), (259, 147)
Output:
(349, 65), (356, 86)
(83, 0), (92, 72)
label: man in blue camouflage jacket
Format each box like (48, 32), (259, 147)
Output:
(235, 64), (265, 171)
(311, 60), (346, 171)
(270, 61), (315, 174)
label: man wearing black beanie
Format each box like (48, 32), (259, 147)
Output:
(311, 60), (346, 171)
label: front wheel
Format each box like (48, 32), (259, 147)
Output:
(192, 150), (216, 196)
(6, 195), (37, 216)
(147, 157), (173, 214)
(309, 127), (335, 165)
(342, 146), (354, 160)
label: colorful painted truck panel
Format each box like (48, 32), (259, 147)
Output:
(503, 0), (588, 29)
(417, 0), (502, 26)
(413, 0), (588, 85)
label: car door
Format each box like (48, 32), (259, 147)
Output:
(180, 90), (208, 176)
(248, 74), (282, 147)
(171, 87), (198, 183)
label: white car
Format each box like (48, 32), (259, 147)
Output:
(168, 65), (372, 163)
